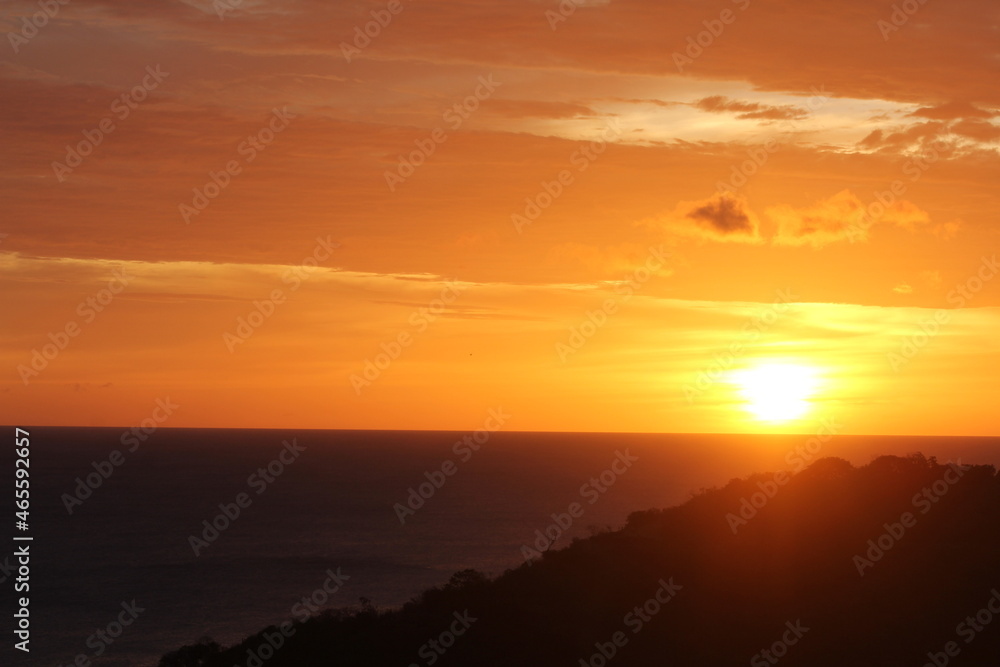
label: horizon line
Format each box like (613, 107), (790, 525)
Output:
(3, 425), (998, 439)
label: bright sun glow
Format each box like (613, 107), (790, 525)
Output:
(730, 362), (821, 422)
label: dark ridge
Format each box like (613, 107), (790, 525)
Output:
(160, 453), (1000, 666)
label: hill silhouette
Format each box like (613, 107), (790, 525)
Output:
(160, 453), (1000, 666)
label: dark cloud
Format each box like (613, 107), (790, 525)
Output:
(660, 194), (762, 243)
(694, 96), (809, 121)
(687, 196), (755, 234)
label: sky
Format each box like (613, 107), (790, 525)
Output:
(1, 0), (998, 434)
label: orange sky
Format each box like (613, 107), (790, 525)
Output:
(1, 0), (998, 434)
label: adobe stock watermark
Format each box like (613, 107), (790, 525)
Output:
(511, 118), (622, 234)
(394, 408), (511, 524)
(556, 246), (669, 363)
(61, 397), (179, 514)
(521, 449), (638, 563)
(407, 611), (477, 667)
(725, 417), (843, 535)
(349, 279), (466, 394)
(12, 545), (29, 652)
(545, 0), (605, 30)
(877, 0), (930, 41)
(672, 0), (752, 72)
(17, 266), (133, 385)
(783, 416), (843, 473)
(750, 620), (810, 666)
(578, 578), (682, 667)
(212, 0), (243, 19)
(223, 236), (340, 352)
(291, 567), (351, 622)
(179, 106), (296, 224)
(7, 0), (70, 54)
(188, 439), (306, 556)
(239, 624), (294, 667)
(54, 600), (145, 667)
(339, 0), (408, 63)
(684, 288), (797, 403)
(853, 460), (971, 576)
(0, 552), (17, 586)
(384, 74), (501, 192)
(236, 567), (350, 667)
(845, 137), (951, 243)
(888, 255), (998, 372)
(921, 588), (1000, 667)
(51, 65), (169, 182)
(716, 86), (830, 195)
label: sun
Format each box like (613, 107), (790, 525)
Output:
(729, 362), (821, 422)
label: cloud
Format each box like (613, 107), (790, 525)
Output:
(858, 129), (886, 150)
(858, 113), (999, 155)
(909, 102), (996, 121)
(654, 194), (762, 244)
(892, 284), (913, 294)
(0, 0), (995, 290)
(856, 121), (954, 153)
(7, 0), (999, 112)
(694, 96), (809, 121)
(688, 197), (755, 234)
(950, 119), (1000, 142)
(609, 97), (683, 108)
(769, 190), (930, 247)
(932, 219), (963, 240)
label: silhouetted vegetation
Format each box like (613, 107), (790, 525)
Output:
(161, 454), (1000, 666)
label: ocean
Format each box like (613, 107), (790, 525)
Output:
(2, 427), (998, 666)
